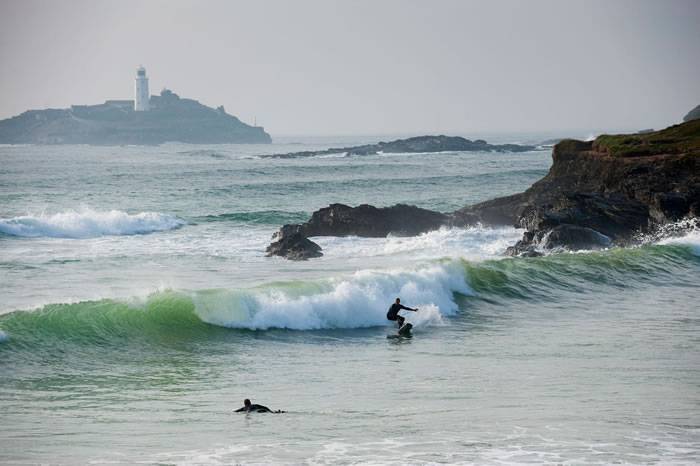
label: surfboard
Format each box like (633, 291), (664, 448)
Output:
(398, 322), (413, 337)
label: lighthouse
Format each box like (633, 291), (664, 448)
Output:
(134, 66), (150, 111)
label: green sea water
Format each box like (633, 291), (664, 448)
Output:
(1, 139), (699, 464)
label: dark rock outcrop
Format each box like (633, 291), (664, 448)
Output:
(506, 224), (612, 256)
(266, 204), (450, 259)
(452, 193), (528, 227)
(265, 224), (323, 261)
(516, 193), (650, 240)
(0, 89), (271, 145)
(491, 120), (700, 255)
(300, 203), (450, 238)
(263, 135), (538, 159)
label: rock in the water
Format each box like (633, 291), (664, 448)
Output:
(517, 193), (650, 240)
(505, 224), (611, 255)
(452, 192), (528, 227)
(265, 203), (450, 260)
(540, 224), (612, 250)
(300, 203), (450, 237)
(265, 224), (323, 260)
(262, 135), (538, 159)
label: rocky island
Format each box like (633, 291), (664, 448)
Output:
(267, 118), (700, 259)
(262, 135), (537, 159)
(0, 88), (271, 145)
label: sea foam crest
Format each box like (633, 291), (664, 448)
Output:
(658, 222), (700, 257)
(0, 208), (185, 238)
(192, 261), (472, 330)
(316, 225), (523, 260)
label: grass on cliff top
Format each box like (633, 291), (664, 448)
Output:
(594, 119), (700, 157)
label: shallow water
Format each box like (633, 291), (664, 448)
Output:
(1, 139), (699, 464)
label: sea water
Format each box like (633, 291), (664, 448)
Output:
(0, 138), (698, 464)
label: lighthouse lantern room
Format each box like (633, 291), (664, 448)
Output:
(134, 66), (150, 111)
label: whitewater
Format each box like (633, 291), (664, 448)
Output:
(1, 139), (699, 465)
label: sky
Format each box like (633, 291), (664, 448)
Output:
(0, 0), (698, 136)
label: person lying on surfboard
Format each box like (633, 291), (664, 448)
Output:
(235, 398), (284, 413)
(386, 297), (418, 329)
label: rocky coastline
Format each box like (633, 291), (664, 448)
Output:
(267, 119), (700, 260)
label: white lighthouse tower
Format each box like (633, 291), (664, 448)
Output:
(134, 66), (150, 111)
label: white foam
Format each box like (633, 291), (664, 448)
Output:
(192, 260), (471, 330)
(314, 151), (348, 158)
(0, 208), (185, 238)
(315, 226), (523, 261)
(658, 226), (700, 256)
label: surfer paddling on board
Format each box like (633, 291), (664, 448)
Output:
(386, 298), (418, 329)
(235, 398), (284, 413)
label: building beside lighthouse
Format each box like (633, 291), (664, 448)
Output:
(134, 66), (150, 111)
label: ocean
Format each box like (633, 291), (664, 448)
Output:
(1, 138), (698, 465)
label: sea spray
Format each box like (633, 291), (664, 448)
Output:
(315, 225), (524, 260)
(0, 208), (185, 238)
(659, 226), (700, 257)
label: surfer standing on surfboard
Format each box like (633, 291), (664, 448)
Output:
(386, 297), (418, 329)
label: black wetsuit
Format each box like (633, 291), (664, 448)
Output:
(387, 303), (413, 327)
(235, 404), (273, 413)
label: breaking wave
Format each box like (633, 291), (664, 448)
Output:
(0, 208), (185, 238)
(193, 261), (468, 330)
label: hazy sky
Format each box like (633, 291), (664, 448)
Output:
(0, 0), (698, 136)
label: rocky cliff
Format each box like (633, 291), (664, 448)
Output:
(495, 120), (700, 255)
(0, 89), (271, 145)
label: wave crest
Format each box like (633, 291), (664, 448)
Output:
(0, 208), (185, 238)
